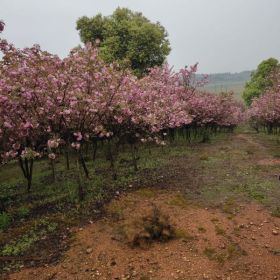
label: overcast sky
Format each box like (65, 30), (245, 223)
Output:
(1, 0), (280, 73)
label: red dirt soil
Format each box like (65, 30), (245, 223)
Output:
(8, 189), (280, 280)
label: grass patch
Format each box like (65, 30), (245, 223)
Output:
(16, 206), (30, 219)
(0, 212), (11, 231)
(167, 195), (189, 209)
(270, 248), (280, 256)
(227, 242), (247, 259)
(106, 202), (125, 221)
(215, 225), (226, 236)
(0, 218), (58, 256)
(203, 247), (227, 265)
(203, 247), (216, 260)
(175, 228), (194, 241)
(198, 226), (206, 233)
(136, 188), (158, 198)
(272, 207), (280, 218)
(221, 198), (238, 216)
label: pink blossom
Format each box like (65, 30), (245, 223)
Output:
(48, 153), (56, 160)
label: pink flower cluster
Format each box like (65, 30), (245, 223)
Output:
(248, 70), (280, 130)
(0, 25), (244, 162)
(248, 91), (280, 127)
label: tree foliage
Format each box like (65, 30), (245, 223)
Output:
(76, 8), (171, 76)
(243, 58), (279, 105)
(0, 21), (244, 192)
(248, 68), (280, 133)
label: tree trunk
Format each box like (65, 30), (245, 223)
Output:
(76, 156), (85, 201)
(79, 151), (89, 179)
(131, 144), (138, 172)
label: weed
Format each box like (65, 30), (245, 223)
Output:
(270, 248), (280, 256)
(0, 218), (58, 256)
(0, 212), (11, 231)
(215, 225), (226, 235)
(272, 207), (280, 218)
(247, 190), (265, 201)
(198, 226), (206, 233)
(136, 188), (157, 198)
(227, 242), (247, 259)
(132, 208), (175, 247)
(215, 254), (226, 265)
(175, 228), (194, 241)
(204, 247), (227, 265)
(167, 195), (188, 209)
(16, 206), (30, 219)
(112, 225), (128, 242)
(107, 202), (124, 221)
(203, 247), (216, 260)
(221, 198), (238, 215)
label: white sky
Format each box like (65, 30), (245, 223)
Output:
(1, 0), (280, 73)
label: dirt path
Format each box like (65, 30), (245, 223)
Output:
(7, 132), (280, 280)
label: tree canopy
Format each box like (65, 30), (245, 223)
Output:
(76, 8), (171, 76)
(243, 58), (279, 105)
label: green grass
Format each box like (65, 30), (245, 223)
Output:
(0, 212), (11, 231)
(1, 218), (58, 257)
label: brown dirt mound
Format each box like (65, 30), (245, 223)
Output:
(8, 189), (280, 280)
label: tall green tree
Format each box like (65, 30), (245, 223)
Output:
(243, 58), (279, 105)
(76, 8), (171, 76)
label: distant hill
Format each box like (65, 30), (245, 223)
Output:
(197, 71), (252, 84)
(197, 71), (252, 100)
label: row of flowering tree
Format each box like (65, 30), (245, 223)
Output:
(0, 22), (244, 194)
(248, 69), (280, 134)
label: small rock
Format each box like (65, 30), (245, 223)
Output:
(86, 248), (93, 254)
(272, 230), (279, 236)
